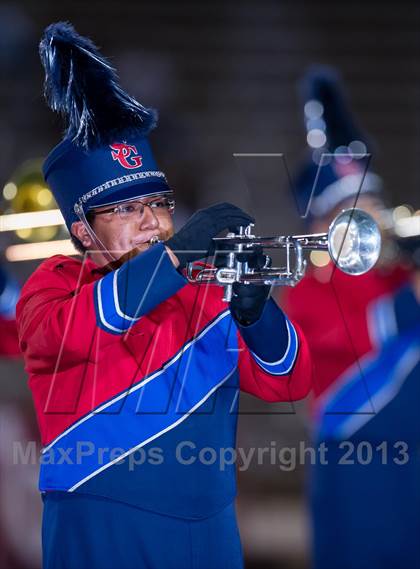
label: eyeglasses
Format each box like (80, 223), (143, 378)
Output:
(90, 195), (175, 222)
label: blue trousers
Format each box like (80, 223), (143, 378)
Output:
(310, 444), (420, 569)
(42, 492), (243, 569)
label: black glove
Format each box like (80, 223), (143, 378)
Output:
(229, 247), (271, 326)
(166, 203), (254, 269)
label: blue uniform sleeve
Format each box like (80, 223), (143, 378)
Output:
(394, 283), (420, 333)
(235, 298), (298, 374)
(368, 282), (420, 346)
(94, 243), (187, 334)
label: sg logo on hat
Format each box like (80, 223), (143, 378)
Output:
(110, 143), (143, 169)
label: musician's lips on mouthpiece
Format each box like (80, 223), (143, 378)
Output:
(131, 233), (163, 253)
(133, 231), (162, 247)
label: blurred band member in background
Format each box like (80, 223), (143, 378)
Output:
(0, 261), (42, 569)
(281, 66), (420, 569)
(0, 263), (20, 357)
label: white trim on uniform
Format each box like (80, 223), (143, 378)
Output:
(112, 269), (141, 322)
(96, 277), (126, 334)
(251, 318), (299, 375)
(337, 345), (420, 439)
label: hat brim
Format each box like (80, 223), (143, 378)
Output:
(86, 180), (171, 211)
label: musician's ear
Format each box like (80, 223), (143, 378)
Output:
(71, 221), (94, 249)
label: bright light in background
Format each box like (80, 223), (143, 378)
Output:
(310, 250), (330, 267)
(304, 99), (324, 120)
(5, 239), (77, 262)
(16, 228), (33, 240)
(307, 129), (327, 149)
(3, 182), (18, 200)
(392, 204), (413, 222)
(0, 209), (64, 232)
(394, 213), (420, 238)
(36, 188), (53, 207)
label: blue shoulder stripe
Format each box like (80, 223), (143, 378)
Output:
(94, 243), (186, 334)
(95, 270), (140, 333)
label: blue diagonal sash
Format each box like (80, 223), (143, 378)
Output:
(39, 310), (238, 491)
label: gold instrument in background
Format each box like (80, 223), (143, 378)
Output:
(2, 159), (58, 242)
(187, 208), (382, 302)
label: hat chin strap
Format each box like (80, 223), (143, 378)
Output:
(74, 203), (117, 264)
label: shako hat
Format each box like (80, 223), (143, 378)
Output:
(294, 65), (382, 222)
(39, 22), (170, 231)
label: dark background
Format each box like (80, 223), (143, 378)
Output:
(0, 1), (419, 567)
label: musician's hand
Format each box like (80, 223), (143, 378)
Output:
(166, 203), (254, 269)
(229, 247), (271, 326)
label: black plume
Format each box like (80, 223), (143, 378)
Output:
(300, 65), (368, 151)
(39, 22), (157, 149)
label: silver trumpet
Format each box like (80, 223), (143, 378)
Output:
(186, 208), (382, 302)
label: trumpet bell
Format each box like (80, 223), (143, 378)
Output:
(328, 208), (381, 275)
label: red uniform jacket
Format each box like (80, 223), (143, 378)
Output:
(282, 262), (408, 405)
(16, 244), (312, 516)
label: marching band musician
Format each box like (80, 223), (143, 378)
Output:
(282, 66), (420, 569)
(16, 23), (312, 569)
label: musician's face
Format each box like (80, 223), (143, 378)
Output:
(71, 195), (175, 266)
